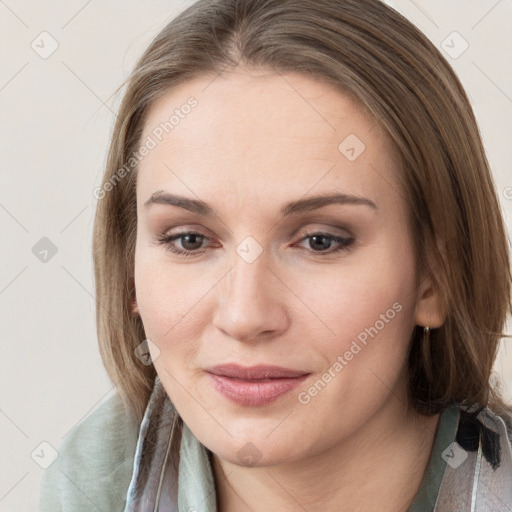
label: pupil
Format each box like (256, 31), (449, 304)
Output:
(183, 234), (202, 250)
(311, 235), (330, 251)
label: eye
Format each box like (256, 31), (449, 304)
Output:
(156, 231), (210, 257)
(296, 231), (355, 254)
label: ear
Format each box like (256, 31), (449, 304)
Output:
(413, 271), (446, 329)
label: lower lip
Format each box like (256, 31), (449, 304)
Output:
(207, 373), (310, 406)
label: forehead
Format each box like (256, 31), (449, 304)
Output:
(137, 68), (403, 213)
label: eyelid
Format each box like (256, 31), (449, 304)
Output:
(159, 223), (353, 243)
(291, 223), (355, 246)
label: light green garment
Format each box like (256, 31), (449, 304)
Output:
(177, 422), (217, 511)
(408, 404), (459, 512)
(38, 394), (139, 511)
(37, 393), (473, 511)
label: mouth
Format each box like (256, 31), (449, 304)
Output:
(205, 364), (311, 406)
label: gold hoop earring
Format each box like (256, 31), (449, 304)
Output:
(423, 326), (430, 343)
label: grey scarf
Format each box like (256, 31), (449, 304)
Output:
(123, 376), (512, 511)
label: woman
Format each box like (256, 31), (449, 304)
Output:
(39, 0), (512, 510)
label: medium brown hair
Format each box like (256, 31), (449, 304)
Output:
(93, 0), (512, 424)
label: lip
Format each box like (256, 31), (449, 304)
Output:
(205, 364), (311, 406)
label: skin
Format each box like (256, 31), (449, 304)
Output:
(132, 67), (445, 511)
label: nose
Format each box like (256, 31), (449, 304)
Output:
(212, 249), (290, 343)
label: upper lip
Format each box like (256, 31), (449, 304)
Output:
(206, 364), (310, 380)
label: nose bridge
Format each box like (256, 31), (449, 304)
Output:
(213, 242), (287, 341)
(224, 245), (272, 313)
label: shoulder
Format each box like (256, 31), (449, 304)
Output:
(38, 391), (140, 512)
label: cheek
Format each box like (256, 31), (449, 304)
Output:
(290, 282), (415, 431)
(292, 251), (417, 414)
(133, 247), (215, 361)
(291, 242), (416, 346)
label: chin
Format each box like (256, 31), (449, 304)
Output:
(201, 429), (309, 468)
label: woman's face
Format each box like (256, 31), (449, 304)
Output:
(133, 68), (442, 466)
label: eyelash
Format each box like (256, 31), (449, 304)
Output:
(155, 230), (355, 258)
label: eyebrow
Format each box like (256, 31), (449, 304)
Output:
(143, 190), (377, 216)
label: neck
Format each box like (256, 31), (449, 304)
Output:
(211, 397), (440, 512)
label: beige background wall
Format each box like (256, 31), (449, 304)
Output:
(0, 0), (511, 510)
